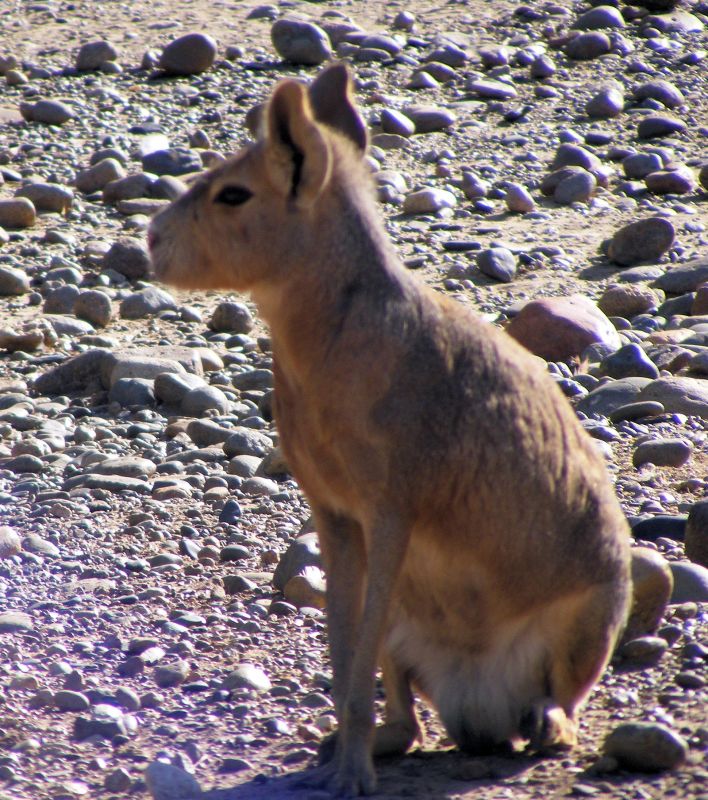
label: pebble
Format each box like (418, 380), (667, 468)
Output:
(685, 500), (708, 568)
(120, 287), (177, 319)
(631, 514), (686, 543)
(74, 290), (114, 327)
(159, 32), (217, 75)
(154, 660), (190, 688)
(403, 188), (456, 215)
(284, 567), (326, 609)
(553, 170), (597, 204)
(181, 385), (231, 416)
(273, 532), (321, 590)
(271, 19), (332, 65)
(221, 663), (272, 692)
(20, 99), (74, 125)
(144, 761), (202, 800)
(655, 258), (708, 294)
(0, 197), (36, 228)
(645, 167), (696, 195)
(54, 690), (91, 712)
(209, 301), (254, 333)
(607, 216), (674, 266)
(608, 400), (664, 423)
(142, 147), (203, 177)
(625, 547), (673, 640)
(670, 562), (708, 603)
(586, 87), (624, 118)
(637, 114), (687, 139)
(504, 183), (535, 213)
(636, 376), (708, 418)
(634, 79), (684, 109)
(76, 40), (118, 71)
(466, 78), (517, 100)
(75, 158), (125, 193)
(477, 247), (516, 283)
(619, 635), (668, 666)
(0, 612), (33, 633)
(0, 266), (30, 295)
(402, 105), (455, 133)
(603, 722), (687, 771)
(507, 295), (620, 362)
(0, 526), (22, 558)
(15, 183), (73, 213)
(633, 438), (693, 468)
(103, 237), (151, 280)
(574, 6), (626, 29)
(565, 32), (612, 60)
(380, 109), (415, 137)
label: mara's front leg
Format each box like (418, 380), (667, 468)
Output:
(329, 510), (411, 796)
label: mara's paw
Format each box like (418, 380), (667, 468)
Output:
(521, 699), (577, 753)
(295, 758), (376, 798)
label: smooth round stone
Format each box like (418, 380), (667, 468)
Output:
(645, 168), (696, 195)
(20, 99), (74, 124)
(565, 32), (612, 60)
(619, 635), (668, 666)
(608, 400), (664, 422)
(551, 143), (602, 172)
(271, 19), (332, 65)
(669, 562), (708, 603)
(601, 343), (659, 380)
(505, 183), (535, 213)
(574, 5), (625, 29)
(0, 611), (34, 632)
(241, 476), (279, 496)
(476, 247), (516, 283)
(631, 514), (686, 542)
(607, 216), (674, 266)
(76, 40), (118, 71)
(586, 87), (623, 118)
(0, 197), (36, 228)
(54, 690), (90, 712)
(460, 171), (489, 199)
(159, 32), (217, 75)
(108, 378), (156, 407)
(221, 663), (271, 692)
(403, 188), (456, 215)
(603, 722), (687, 772)
(153, 660), (190, 688)
(144, 762), (201, 800)
(142, 147), (202, 177)
(103, 237), (151, 280)
(223, 428), (273, 458)
(636, 376), (708, 417)
(181, 385), (230, 416)
(406, 71), (439, 90)
(554, 170), (596, 204)
(479, 45), (509, 67)
(699, 163), (708, 191)
(625, 547), (673, 640)
(637, 115), (687, 139)
(530, 55), (555, 79)
(466, 78), (517, 100)
(0, 526), (22, 559)
(209, 301), (253, 333)
(103, 173), (154, 204)
(402, 105), (455, 133)
(598, 285), (659, 318)
(0, 266), (30, 296)
(393, 11), (415, 31)
(634, 79), (684, 109)
(15, 183), (73, 213)
(425, 43), (468, 67)
(633, 438), (693, 468)
(74, 290), (113, 327)
(120, 287), (177, 319)
(379, 109), (415, 137)
(623, 152), (663, 179)
(684, 500), (708, 568)
(75, 158), (125, 193)
(284, 567), (326, 609)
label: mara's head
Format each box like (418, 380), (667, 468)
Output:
(149, 63), (368, 292)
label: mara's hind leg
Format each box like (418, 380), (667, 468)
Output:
(523, 582), (629, 753)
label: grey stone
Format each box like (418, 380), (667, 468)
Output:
(154, 660), (190, 688)
(636, 377), (708, 418)
(154, 372), (206, 404)
(654, 259), (708, 293)
(209, 301), (253, 333)
(403, 188), (456, 214)
(0, 526), (21, 559)
(109, 378), (156, 407)
(619, 636), (668, 666)
(54, 690), (91, 712)
(574, 6), (625, 29)
(223, 428), (273, 458)
(91, 457), (157, 479)
(554, 170), (596, 204)
(144, 761), (202, 800)
(74, 705), (130, 741)
(76, 40), (118, 71)
(242, 476), (279, 496)
(32, 349), (108, 394)
(76, 158), (125, 193)
(576, 377), (652, 417)
(634, 79), (684, 109)
(623, 153), (663, 180)
(273, 532), (321, 591)
(565, 32), (612, 60)
(220, 663), (271, 692)
(186, 419), (233, 447)
(402, 105), (455, 133)
(142, 147), (203, 177)
(271, 19), (332, 65)
(62, 473), (151, 494)
(159, 32), (217, 75)
(181, 385), (231, 416)
(603, 722), (687, 772)
(608, 400), (664, 423)
(380, 109), (415, 137)
(637, 115), (687, 139)
(20, 99), (74, 125)
(106, 354), (188, 388)
(0, 197), (36, 228)
(600, 344), (659, 380)
(669, 562), (708, 603)
(120, 287), (177, 319)
(74, 290), (113, 327)
(0, 265), (30, 295)
(477, 247), (516, 283)
(607, 217), (674, 266)
(228, 455), (261, 478)
(0, 611), (33, 633)
(633, 438), (693, 468)
(465, 78), (517, 100)
(47, 315), (94, 337)
(103, 173), (154, 204)
(645, 168), (696, 195)
(103, 237), (151, 280)
(685, 500), (708, 568)
(504, 183), (535, 213)
(586, 87), (623, 118)
(45, 285), (81, 314)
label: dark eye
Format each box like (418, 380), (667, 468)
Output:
(214, 186), (253, 206)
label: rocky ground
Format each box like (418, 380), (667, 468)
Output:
(0, 0), (707, 798)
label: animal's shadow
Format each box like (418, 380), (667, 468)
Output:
(198, 748), (551, 799)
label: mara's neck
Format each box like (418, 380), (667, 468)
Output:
(250, 179), (411, 382)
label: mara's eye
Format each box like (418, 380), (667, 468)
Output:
(214, 186), (253, 206)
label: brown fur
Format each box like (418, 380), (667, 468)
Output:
(149, 65), (631, 797)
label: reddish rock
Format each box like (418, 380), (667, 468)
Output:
(506, 295), (621, 361)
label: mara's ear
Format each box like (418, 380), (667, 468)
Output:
(308, 63), (368, 153)
(265, 80), (332, 207)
